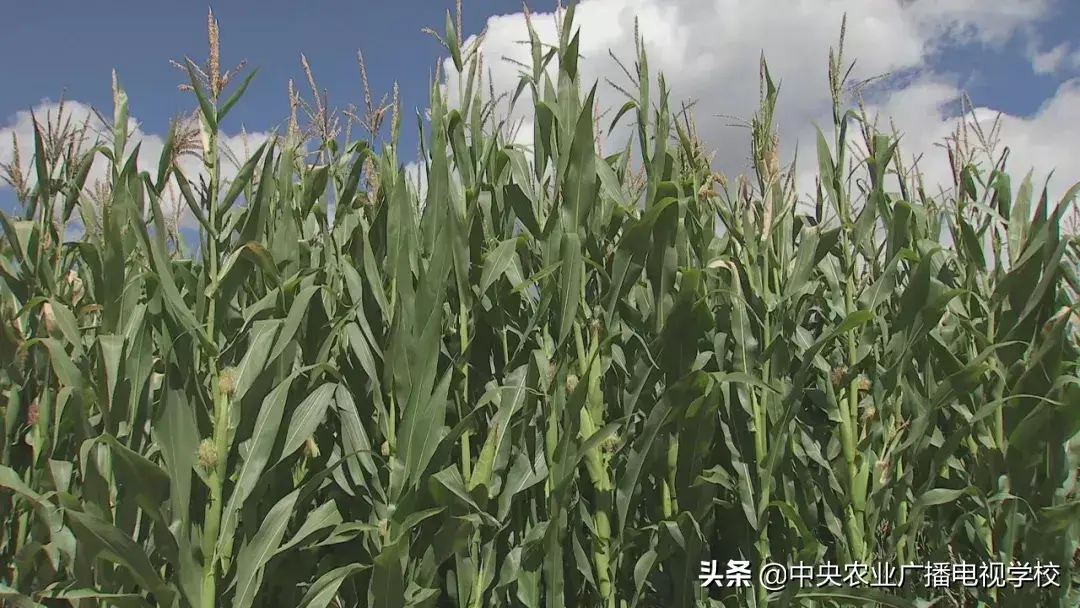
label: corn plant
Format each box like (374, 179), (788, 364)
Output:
(1, 4), (1078, 607)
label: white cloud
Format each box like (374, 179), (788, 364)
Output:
(6, 0), (1078, 240)
(1027, 41), (1080, 75)
(404, 159), (427, 201)
(901, 0), (1053, 46)
(432, 0), (1078, 222)
(0, 99), (271, 229)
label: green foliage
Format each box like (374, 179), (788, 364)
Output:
(1, 4), (1079, 607)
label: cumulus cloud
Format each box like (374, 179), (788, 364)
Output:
(867, 78), (1080, 194)
(5, 0), (1079, 238)
(0, 99), (271, 230)
(1027, 41), (1080, 75)
(431, 0), (1079, 216)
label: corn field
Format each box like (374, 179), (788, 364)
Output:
(1, 4), (1079, 607)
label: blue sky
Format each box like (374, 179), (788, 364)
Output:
(938, 14), (1076, 116)
(2, 0), (1079, 223)
(2, 1), (560, 151)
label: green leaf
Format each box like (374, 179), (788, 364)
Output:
(230, 320), (282, 403)
(0, 583), (47, 608)
(66, 510), (176, 606)
(155, 365), (200, 528)
(219, 141), (268, 220)
(0, 465), (51, 511)
(479, 238), (520, 294)
(100, 434), (171, 512)
(38, 588), (151, 608)
(232, 487), (301, 608)
(301, 164), (331, 218)
(296, 564), (368, 608)
(31, 112), (51, 203)
(616, 393), (669, 539)
(505, 183), (541, 236)
(761, 309), (875, 494)
(556, 232), (583, 345)
(217, 373), (297, 563)
(281, 382), (338, 460)
(218, 68), (259, 123)
(398, 367), (453, 490)
(268, 285), (321, 364)
(469, 367), (529, 493)
(127, 198), (215, 354)
(22, 338), (84, 389)
(497, 447), (548, 522)
(275, 500), (342, 556)
(562, 85), (599, 231)
(429, 467), (498, 525)
(45, 299), (84, 359)
(914, 487), (973, 509)
(185, 58), (217, 132)
(371, 538), (407, 608)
